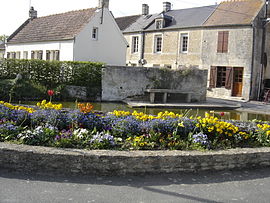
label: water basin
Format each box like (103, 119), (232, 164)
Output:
(21, 101), (270, 121)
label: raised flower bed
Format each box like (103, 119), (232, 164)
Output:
(0, 100), (270, 150)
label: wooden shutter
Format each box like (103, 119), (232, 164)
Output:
(223, 31), (229, 53)
(217, 32), (224, 53)
(225, 67), (233, 89)
(209, 66), (217, 88)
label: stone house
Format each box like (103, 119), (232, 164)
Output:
(5, 0), (127, 66)
(116, 0), (270, 101)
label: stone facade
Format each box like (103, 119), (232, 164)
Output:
(102, 66), (207, 102)
(202, 27), (255, 100)
(1, 143), (270, 176)
(126, 29), (202, 69)
(118, 0), (270, 101)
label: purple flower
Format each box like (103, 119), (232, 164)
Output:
(192, 132), (209, 145)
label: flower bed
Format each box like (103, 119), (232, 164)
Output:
(0, 101), (270, 150)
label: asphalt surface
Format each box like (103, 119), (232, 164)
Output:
(1, 167), (270, 203)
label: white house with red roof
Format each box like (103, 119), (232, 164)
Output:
(5, 0), (127, 66)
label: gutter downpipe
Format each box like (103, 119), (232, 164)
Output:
(257, 0), (268, 100)
(139, 31), (146, 66)
(249, 24), (255, 100)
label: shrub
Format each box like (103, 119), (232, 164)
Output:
(0, 59), (103, 100)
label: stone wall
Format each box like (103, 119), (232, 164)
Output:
(202, 27), (254, 100)
(125, 29), (203, 69)
(1, 143), (270, 176)
(102, 66), (208, 102)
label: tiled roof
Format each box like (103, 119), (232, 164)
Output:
(8, 8), (98, 44)
(203, 0), (264, 26)
(119, 5), (217, 33)
(145, 5), (217, 31)
(123, 14), (160, 32)
(115, 15), (142, 31)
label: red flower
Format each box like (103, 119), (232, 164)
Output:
(220, 112), (225, 116)
(47, 90), (54, 96)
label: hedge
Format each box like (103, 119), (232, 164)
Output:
(0, 59), (103, 89)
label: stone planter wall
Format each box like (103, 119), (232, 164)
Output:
(1, 143), (270, 176)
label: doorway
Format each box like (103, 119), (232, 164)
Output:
(232, 67), (243, 97)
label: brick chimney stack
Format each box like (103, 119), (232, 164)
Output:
(99, 0), (110, 9)
(163, 2), (172, 12)
(142, 4), (149, 15)
(29, 6), (37, 19)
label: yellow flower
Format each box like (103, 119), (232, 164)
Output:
(205, 112), (210, 118)
(178, 122), (185, 127)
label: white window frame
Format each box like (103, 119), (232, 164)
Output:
(92, 27), (98, 40)
(154, 34), (163, 53)
(180, 33), (189, 53)
(23, 51), (28, 59)
(131, 36), (139, 54)
(155, 19), (163, 29)
(15, 52), (21, 59)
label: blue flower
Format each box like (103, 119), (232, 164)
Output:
(192, 132), (209, 146)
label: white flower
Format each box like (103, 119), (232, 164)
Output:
(73, 128), (89, 139)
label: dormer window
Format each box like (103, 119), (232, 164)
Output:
(155, 19), (163, 29)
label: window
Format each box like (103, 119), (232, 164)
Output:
(216, 67), (227, 87)
(92, 27), (98, 40)
(180, 33), (188, 53)
(155, 19), (163, 29)
(54, 50), (60, 61)
(209, 66), (233, 89)
(37, 51), (43, 60)
(10, 52), (16, 59)
(217, 31), (229, 53)
(23, 51), (28, 59)
(131, 36), (139, 53)
(46, 50), (60, 61)
(7, 52), (10, 59)
(46, 51), (51, 61)
(164, 64), (172, 69)
(15, 52), (21, 59)
(154, 35), (162, 53)
(153, 64), (160, 67)
(31, 50), (43, 60)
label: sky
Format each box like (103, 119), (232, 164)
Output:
(0, 0), (221, 36)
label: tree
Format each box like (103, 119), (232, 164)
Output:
(0, 35), (8, 43)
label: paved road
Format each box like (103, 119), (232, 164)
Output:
(1, 167), (270, 203)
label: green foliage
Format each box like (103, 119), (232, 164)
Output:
(0, 59), (103, 100)
(0, 35), (8, 43)
(0, 59), (103, 88)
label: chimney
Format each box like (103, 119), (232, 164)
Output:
(99, 0), (109, 9)
(163, 2), (171, 12)
(142, 4), (149, 15)
(29, 6), (37, 19)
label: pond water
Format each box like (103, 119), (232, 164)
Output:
(21, 101), (270, 122)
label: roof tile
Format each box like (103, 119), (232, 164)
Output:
(8, 8), (97, 44)
(203, 0), (264, 26)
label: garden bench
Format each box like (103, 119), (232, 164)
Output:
(145, 89), (192, 103)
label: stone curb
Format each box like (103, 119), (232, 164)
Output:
(1, 143), (270, 175)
